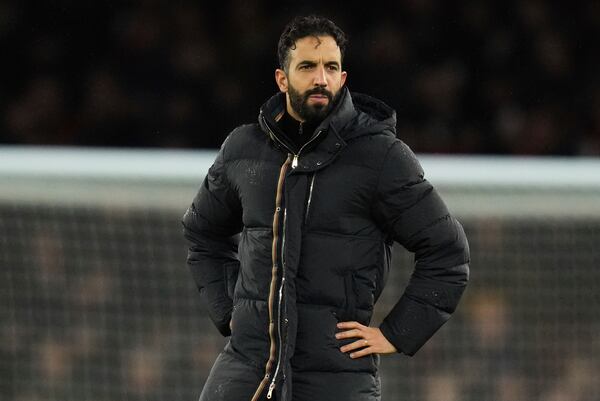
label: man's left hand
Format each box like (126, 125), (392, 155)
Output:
(336, 321), (397, 359)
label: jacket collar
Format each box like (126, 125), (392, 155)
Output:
(259, 87), (357, 142)
(258, 87), (395, 172)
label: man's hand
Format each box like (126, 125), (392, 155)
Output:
(336, 321), (397, 359)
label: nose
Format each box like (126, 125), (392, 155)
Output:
(313, 65), (327, 87)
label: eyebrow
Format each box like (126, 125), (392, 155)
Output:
(296, 60), (316, 68)
(296, 60), (341, 68)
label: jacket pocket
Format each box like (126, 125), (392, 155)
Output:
(224, 260), (240, 300)
(340, 272), (357, 321)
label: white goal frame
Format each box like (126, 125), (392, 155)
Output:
(2, 146), (600, 218)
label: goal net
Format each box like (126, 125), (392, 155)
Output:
(2, 147), (599, 401)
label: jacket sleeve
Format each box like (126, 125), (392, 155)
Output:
(181, 138), (242, 337)
(373, 140), (470, 356)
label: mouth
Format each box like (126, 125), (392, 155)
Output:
(308, 94), (329, 103)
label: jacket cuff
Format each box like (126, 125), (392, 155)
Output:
(204, 290), (233, 337)
(379, 294), (451, 356)
(379, 320), (415, 356)
(215, 312), (232, 337)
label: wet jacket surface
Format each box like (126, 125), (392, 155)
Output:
(182, 88), (470, 401)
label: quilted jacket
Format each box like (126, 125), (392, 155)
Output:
(182, 87), (470, 401)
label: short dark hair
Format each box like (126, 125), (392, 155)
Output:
(277, 15), (348, 72)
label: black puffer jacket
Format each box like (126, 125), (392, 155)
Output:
(182, 88), (469, 401)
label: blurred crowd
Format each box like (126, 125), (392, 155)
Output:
(1, 0), (599, 153)
(3, 206), (600, 400)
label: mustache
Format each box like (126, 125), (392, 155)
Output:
(304, 87), (333, 100)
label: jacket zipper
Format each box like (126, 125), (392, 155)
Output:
(255, 114), (323, 400)
(250, 154), (292, 401)
(261, 112), (323, 170)
(262, 113), (294, 156)
(304, 174), (316, 225)
(267, 208), (287, 399)
(291, 131), (323, 169)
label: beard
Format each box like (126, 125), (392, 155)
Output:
(288, 84), (341, 124)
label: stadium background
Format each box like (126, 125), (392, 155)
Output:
(1, 1), (600, 400)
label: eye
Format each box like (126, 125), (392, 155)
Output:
(327, 64), (339, 71)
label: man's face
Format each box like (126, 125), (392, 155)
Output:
(275, 35), (347, 123)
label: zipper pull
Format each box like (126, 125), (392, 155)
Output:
(292, 154), (299, 169)
(267, 381), (276, 399)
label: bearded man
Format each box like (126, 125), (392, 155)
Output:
(183, 15), (470, 401)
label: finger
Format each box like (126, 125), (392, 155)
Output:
(337, 321), (363, 330)
(335, 328), (362, 339)
(340, 338), (370, 353)
(350, 346), (374, 359)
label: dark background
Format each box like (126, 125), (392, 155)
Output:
(2, 0), (599, 154)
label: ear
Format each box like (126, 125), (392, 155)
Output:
(340, 71), (348, 87)
(275, 69), (288, 92)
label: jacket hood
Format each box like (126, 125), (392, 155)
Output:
(258, 87), (397, 144)
(349, 91), (397, 139)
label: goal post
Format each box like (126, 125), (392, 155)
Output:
(2, 146), (600, 216)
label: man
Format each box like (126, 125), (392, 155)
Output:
(182, 15), (469, 401)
